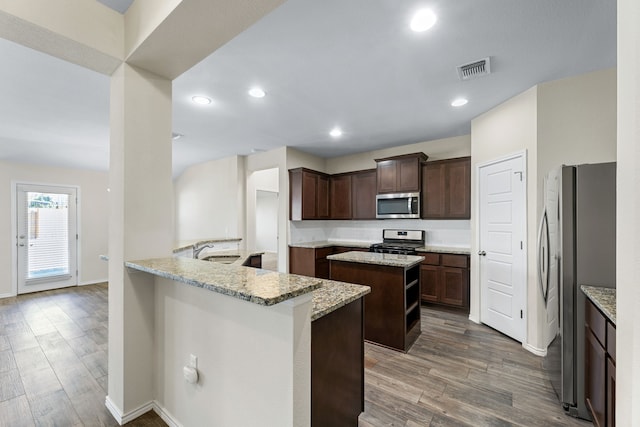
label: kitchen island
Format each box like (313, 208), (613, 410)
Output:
(125, 257), (370, 426)
(327, 251), (424, 352)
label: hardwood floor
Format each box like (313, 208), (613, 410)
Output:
(2, 284), (591, 426)
(0, 284), (166, 427)
(359, 306), (592, 427)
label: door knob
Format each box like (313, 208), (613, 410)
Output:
(478, 250), (486, 256)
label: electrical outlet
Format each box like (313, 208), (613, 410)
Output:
(189, 354), (197, 368)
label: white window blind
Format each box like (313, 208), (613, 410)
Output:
(22, 192), (70, 280)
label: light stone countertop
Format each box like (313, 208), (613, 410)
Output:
(416, 245), (471, 255)
(310, 280), (371, 321)
(289, 240), (375, 249)
(327, 251), (424, 268)
(582, 285), (616, 325)
(173, 237), (243, 254)
(126, 257), (322, 306)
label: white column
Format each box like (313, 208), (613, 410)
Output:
(616, 0), (640, 425)
(107, 62), (173, 420)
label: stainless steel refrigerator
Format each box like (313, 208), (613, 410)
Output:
(540, 162), (616, 420)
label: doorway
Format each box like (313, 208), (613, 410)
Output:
(478, 152), (527, 343)
(250, 168), (279, 271)
(16, 183), (78, 294)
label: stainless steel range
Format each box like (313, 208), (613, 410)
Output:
(369, 229), (425, 255)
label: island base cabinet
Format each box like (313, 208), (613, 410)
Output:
(329, 260), (420, 352)
(312, 299), (364, 427)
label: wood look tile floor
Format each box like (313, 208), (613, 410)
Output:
(0, 284), (166, 427)
(359, 307), (592, 427)
(1, 284), (592, 426)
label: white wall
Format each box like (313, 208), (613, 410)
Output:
(154, 277), (312, 427)
(616, 0), (640, 424)
(256, 190), (279, 252)
(0, 160), (109, 297)
(174, 155), (246, 244)
(470, 68), (617, 353)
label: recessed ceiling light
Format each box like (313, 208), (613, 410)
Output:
(191, 95), (212, 105)
(329, 127), (343, 138)
(410, 9), (437, 32)
(451, 98), (469, 107)
(248, 87), (266, 98)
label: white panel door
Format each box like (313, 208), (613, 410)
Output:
(17, 184), (78, 294)
(479, 154), (526, 342)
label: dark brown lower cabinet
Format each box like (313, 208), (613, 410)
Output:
(418, 252), (470, 312)
(241, 254), (262, 268)
(585, 298), (616, 427)
(329, 260), (420, 352)
(311, 298), (364, 427)
(585, 324), (606, 427)
(289, 246), (368, 278)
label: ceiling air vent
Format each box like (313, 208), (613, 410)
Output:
(457, 57), (491, 81)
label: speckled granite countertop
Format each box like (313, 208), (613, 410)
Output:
(327, 251), (424, 268)
(310, 280), (370, 321)
(173, 238), (242, 254)
(582, 285), (616, 325)
(416, 246), (471, 255)
(126, 257), (321, 306)
(289, 240), (374, 249)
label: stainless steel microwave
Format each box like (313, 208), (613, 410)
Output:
(376, 192), (420, 219)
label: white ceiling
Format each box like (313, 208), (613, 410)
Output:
(0, 0), (616, 176)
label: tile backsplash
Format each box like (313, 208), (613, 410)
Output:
(289, 219), (470, 247)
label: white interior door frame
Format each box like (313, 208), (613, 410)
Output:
(475, 149), (528, 344)
(11, 180), (80, 296)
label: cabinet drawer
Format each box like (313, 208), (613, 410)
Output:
(586, 299), (607, 348)
(441, 254), (469, 268)
(420, 252), (440, 265)
(607, 322), (616, 364)
(316, 247), (334, 259)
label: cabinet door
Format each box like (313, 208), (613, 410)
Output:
(302, 171), (318, 219)
(585, 326), (606, 427)
(607, 356), (616, 427)
(420, 265), (440, 302)
(423, 163), (446, 218)
(440, 267), (469, 308)
(352, 170), (377, 219)
(397, 157), (421, 192)
(330, 174), (352, 219)
(446, 158), (471, 218)
(289, 247), (316, 277)
(317, 175), (330, 219)
(376, 160), (397, 193)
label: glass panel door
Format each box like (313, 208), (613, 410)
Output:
(17, 184), (77, 294)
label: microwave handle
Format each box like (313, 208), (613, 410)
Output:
(408, 197), (411, 212)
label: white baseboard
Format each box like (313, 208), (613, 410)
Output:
(105, 396), (181, 427)
(523, 342), (547, 357)
(0, 292), (16, 299)
(79, 279), (108, 286)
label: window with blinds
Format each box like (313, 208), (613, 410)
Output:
(23, 191), (70, 280)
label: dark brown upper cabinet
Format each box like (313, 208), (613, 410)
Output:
(375, 153), (428, 194)
(329, 173), (353, 219)
(351, 169), (377, 220)
(289, 168), (330, 220)
(422, 157), (471, 219)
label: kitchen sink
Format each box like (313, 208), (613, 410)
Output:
(201, 255), (241, 264)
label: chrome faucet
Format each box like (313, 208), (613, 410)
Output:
(193, 244), (215, 259)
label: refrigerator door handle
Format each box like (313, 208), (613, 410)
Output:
(538, 209), (550, 306)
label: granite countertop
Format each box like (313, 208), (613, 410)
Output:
(310, 280), (370, 321)
(327, 251), (424, 268)
(582, 285), (616, 325)
(289, 240), (374, 249)
(126, 257), (321, 306)
(416, 245), (471, 255)
(173, 237), (243, 254)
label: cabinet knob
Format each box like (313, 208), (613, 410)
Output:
(478, 250), (486, 256)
